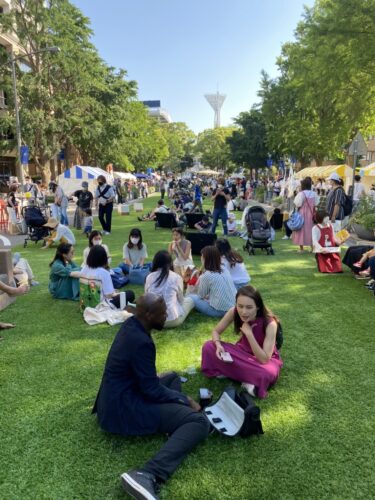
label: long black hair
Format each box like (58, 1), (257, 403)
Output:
(151, 250), (174, 287)
(233, 285), (276, 333)
(127, 228), (144, 250)
(49, 243), (73, 267)
(215, 238), (243, 268)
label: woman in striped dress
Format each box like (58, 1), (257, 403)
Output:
(188, 246), (236, 317)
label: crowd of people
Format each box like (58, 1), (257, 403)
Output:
(2, 168), (374, 499)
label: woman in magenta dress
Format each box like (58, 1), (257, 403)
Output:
(292, 177), (319, 253)
(201, 285), (283, 399)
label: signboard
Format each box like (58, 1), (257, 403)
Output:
(20, 145), (29, 164)
(266, 158), (273, 167)
(348, 132), (367, 156)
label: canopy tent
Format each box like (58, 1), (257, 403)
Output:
(295, 165), (352, 180)
(359, 163), (375, 193)
(135, 173), (149, 179)
(197, 169), (220, 176)
(113, 171), (137, 181)
(359, 163), (375, 177)
(57, 166), (112, 196)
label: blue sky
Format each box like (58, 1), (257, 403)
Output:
(72, 0), (314, 133)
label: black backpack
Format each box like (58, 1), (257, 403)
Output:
(339, 187), (353, 216)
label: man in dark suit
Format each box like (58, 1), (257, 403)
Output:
(93, 293), (210, 500)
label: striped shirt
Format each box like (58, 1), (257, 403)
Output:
(197, 269), (236, 311)
(326, 187), (345, 220)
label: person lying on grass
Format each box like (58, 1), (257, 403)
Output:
(201, 285), (283, 399)
(93, 293), (209, 500)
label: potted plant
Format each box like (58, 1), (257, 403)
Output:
(350, 195), (375, 241)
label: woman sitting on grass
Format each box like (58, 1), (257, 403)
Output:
(168, 227), (194, 276)
(201, 285), (283, 399)
(82, 231), (111, 266)
(49, 243), (81, 300)
(215, 238), (250, 290)
(145, 250), (194, 328)
(188, 245), (236, 318)
(80, 245), (135, 308)
(312, 210), (345, 273)
(119, 228), (150, 274)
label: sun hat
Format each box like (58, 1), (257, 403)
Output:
(327, 172), (341, 182)
(43, 217), (59, 229)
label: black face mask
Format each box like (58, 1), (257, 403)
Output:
(98, 182), (104, 186)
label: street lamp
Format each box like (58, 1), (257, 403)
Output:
(9, 46), (60, 187)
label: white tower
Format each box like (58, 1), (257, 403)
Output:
(204, 91), (226, 128)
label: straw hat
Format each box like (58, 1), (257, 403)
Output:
(43, 217), (59, 229)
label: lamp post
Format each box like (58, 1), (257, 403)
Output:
(9, 46), (59, 187)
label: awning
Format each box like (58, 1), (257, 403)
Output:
(295, 165), (352, 179)
(359, 164), (375, 177)
(197, 169), (220, 176)
(113, 171), (137, 181)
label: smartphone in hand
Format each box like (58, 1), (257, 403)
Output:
(220, 351), (233, 363)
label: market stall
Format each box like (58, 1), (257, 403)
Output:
(57, 166), (113, 196)
(295, 165), (353, 190)
(359, 163), (375, 193)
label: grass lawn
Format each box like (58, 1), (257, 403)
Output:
(1, 194), (374, 499)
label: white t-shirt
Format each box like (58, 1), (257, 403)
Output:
(353, 182), (365, 201)
(145, 270), (184, 321)
(53, 224), (76, 245)
(82, 244), (110, 266)
(227, 219), (237, 232)
(222, 258), (250, 285)
(80, 265), (114, 301)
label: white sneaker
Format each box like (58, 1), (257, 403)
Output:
(282, 235), (290, 240)
(103, 231), (111, 235)
(241, 382), (257, 397)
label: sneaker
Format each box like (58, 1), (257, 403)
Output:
(121, 470), (159, 500)
(354, 274), (369, 280)
(30, 280), (39, 286)
(365, 279), (375, 288)
(241, 382), (258, 397)
(103, 231), (111, 235)
(281, 235), (290, 240)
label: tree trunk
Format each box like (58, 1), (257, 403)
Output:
(38, 162), (52, 185)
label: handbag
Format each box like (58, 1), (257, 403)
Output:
(128, 265), (150, 285)
(286, 210), (304, 231)
(204, 386), (264, 438)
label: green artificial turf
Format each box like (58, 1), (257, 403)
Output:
(1, 194), (374, 499)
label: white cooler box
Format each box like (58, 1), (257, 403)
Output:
(118, 204), (130, 215)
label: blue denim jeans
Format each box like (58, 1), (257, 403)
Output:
(189, 294), (227, 317)
(211, 207), (228, 235)
(118, 262), (152, 274)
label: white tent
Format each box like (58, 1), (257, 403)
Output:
(113, 171), (137, 181)
(57, 166), (113, 196)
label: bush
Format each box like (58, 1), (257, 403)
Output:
(254, 186), (265, 202)
(351, 195), (375, 230)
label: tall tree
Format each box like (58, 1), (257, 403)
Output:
(195, 127), (235, 171)
(161, 122), (196, 172)
(227, 109), (268, 170)
(0, 0), (137, 181)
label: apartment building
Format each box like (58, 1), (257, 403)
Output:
(0, 0), (25, 183)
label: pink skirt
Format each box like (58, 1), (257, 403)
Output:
(201, 340), (283, 398)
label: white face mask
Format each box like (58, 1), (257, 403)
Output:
(93, 239), (102, 246)
(130, 237), (140, 245)
(323, 217), (330, 225)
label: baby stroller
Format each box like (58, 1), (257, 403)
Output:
(22, 205), (50, 248)
(243, 206), (274, 255)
